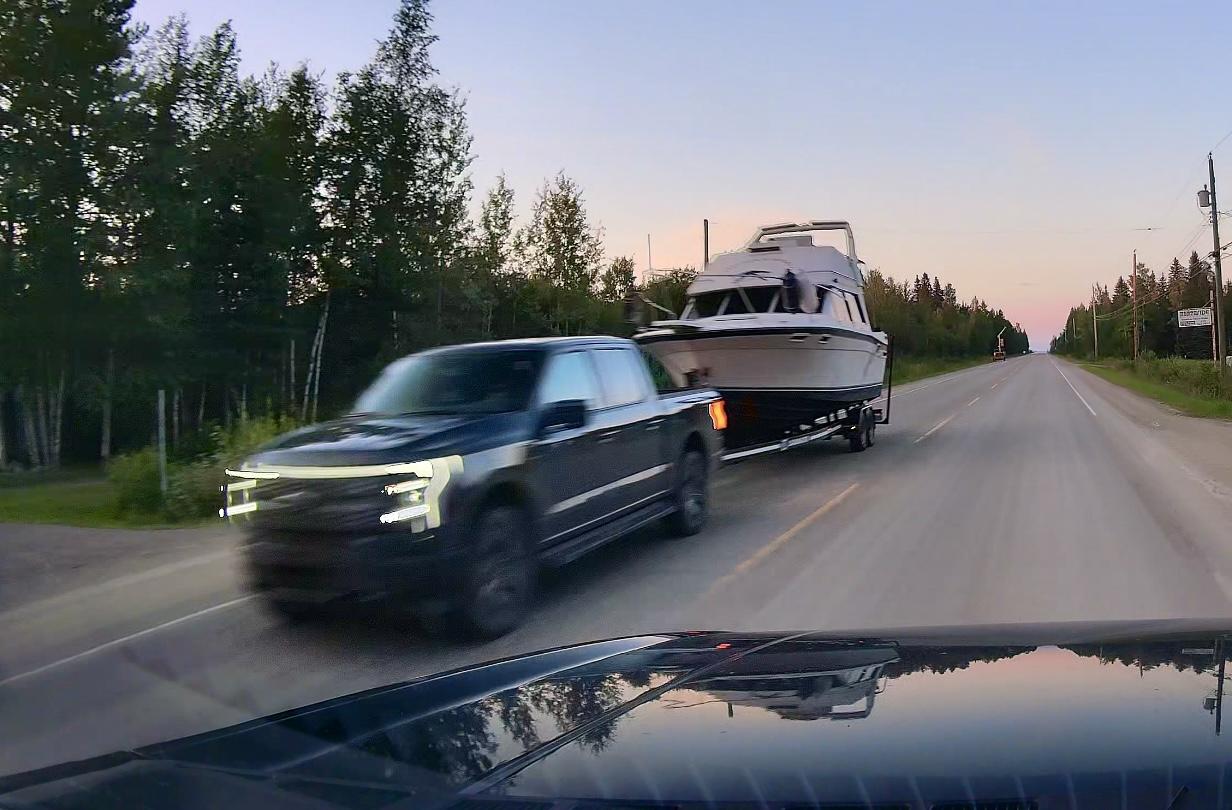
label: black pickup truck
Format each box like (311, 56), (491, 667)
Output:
(223, 337), (724, 637)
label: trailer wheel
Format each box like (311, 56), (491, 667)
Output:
(865, 419), (876, 448)
(848, 409), (872, 453)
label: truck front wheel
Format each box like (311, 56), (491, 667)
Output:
(456, 504), (536, 638)
(666, 448), (708, 537)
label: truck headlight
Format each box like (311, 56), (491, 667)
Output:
(380, 479), (430, 523)
(379, 456), (462, 529)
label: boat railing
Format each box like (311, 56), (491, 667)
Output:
(744, 220), (858, 265)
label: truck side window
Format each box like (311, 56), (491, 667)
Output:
(537, 351), (600, 408)
(591, 349), (648, 407)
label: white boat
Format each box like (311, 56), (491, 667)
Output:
(635, 221), (888, 438)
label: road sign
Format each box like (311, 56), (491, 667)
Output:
(1178, 307), (1214, 328)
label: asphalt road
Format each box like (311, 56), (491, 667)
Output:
(6, 353), (1232, 776)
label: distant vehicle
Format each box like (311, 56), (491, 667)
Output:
(220, 337), (723, 637)
(9, 621), (1232, 809)
(635, 221), (888, 450)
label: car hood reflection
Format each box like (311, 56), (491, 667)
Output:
(6, 621), (1232, 809)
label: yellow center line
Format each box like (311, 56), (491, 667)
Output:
(702, 483), (860, 596)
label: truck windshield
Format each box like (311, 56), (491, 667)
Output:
(353, 350), (545, 416)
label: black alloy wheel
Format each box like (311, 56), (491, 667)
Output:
(457, 505), (536, 638)
(667, 449), (709, 536)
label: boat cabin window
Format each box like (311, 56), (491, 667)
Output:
(842, 294), (856, 322)
(723, 290), (752, 314)
(685, 291), (727, 318)
(829, 291), (851, 323)
(684, 287), (782, 318)
(852, 294), (867, 324)
(744, 286), (778, 313)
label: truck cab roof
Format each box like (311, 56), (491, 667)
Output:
(418, 336), (637, 356)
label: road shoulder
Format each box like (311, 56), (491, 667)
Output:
(0, 523), (236, 613)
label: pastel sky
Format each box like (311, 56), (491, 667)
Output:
(129, 0), (1232, 349)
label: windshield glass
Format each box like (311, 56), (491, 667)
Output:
(353, 350), (544, 415)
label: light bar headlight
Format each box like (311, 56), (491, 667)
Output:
(219, 455), (463, 530)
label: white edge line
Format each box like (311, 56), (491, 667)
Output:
(0, 595), (256, 687)
(0, 548), (236, 625)
(1052, 362), (1097, 416)
(914, 412), (958, 444)
(966, 396), (981, 407)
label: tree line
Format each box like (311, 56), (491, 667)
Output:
(1049, 250), (1232, 359)
(0, 0), (1029, 472)
(864, 269), (1029, 357)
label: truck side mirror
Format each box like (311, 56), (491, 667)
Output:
(538, 399), (587, 434)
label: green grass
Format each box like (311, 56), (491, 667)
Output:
(1078, 362), (1232, 420)
(0, 476), (197, 528)
(891, 355), (995, 387)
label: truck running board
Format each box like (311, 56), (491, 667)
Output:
(541, 500), (675, 567)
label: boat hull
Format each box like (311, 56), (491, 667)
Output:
(637, 325), (887, 441)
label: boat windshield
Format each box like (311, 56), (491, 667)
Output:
(683, 286), (780, 318)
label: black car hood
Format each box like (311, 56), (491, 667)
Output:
(248, 411), (525, 467)
(7, 620), (1232, 809)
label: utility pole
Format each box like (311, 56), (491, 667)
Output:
(1092, 288), (1099, 360)
(646, 234), (652, 275)
(1213, 288), (1219, 364)
(1201, 153), (1227, 368)
(1131, 249), (1139, 360)
(703, 218), (710, 269)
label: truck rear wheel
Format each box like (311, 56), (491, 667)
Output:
(666, 448), (708, 537)
(455, 504), (536, 638)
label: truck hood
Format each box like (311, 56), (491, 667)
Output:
(247, 411), (527, 467)
(6, 620), (1232, 809)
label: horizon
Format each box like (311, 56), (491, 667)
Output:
(129, 0), (1232, 350)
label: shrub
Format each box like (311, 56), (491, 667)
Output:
(215, 415), (299, 467)
(108, 448), (163, 515)
(165, 461), (225, 520)
(1132, 356), (1228, 400)
(164, 415), (302, 520)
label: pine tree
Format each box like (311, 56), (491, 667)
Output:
(1167, 257), (1185, 309)
(1184, 250), (1211, 307)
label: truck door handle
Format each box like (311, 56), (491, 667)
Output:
(598, 429), (622, 443)
(790, 333), (808, 342)
(645, 420), (664, 432)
